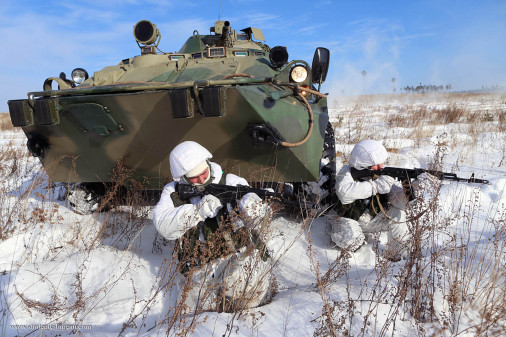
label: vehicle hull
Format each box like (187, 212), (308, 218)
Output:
(10, 84), (328, 189)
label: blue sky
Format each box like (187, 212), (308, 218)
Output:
(1, 0), (505, 111)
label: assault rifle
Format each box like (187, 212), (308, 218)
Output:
(350, 167), (490, 184)
(177, 183), (311, 211)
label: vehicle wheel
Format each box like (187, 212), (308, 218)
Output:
(66, 183), (107, 215)
(320, 121), (337, 206)
(295, 121), (337, 215)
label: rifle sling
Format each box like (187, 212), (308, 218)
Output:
(371, 194), (429, 223)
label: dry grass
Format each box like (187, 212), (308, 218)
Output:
(308, 138), (505, 336)
(0, 142), (287, 336)
(316, 92), (506, 336)
(331, 92), (506, 158)
(0, 113), (13, 132)
(0, 92), (504, 336)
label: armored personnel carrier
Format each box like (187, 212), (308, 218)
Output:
(8, 20), (334, 213)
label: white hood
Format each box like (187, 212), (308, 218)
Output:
(349, 140), (388, 170)
(169, 141), (213, 180)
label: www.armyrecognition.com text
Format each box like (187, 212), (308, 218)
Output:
(10, 324), (93, 331)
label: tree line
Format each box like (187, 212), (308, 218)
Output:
(402, 84), (452, 93)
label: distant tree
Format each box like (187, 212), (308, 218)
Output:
(361, 70), (367, 94)
(391, 78), (396, 93)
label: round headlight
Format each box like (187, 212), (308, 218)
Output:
(71, 68), (89, 85)
(290, 65), (308, 83)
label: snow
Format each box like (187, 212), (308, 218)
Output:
(0, 93), (505, 336)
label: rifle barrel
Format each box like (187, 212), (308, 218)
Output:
(351, 167), (489, 184)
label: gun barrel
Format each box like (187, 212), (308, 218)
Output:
(463, 177), (490, 184)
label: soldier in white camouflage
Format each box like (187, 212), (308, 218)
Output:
(326, 140), (411, 261)
(153, 141), (273, 313)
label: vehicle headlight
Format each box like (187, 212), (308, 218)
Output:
(71, 68), (89, 85)
(290, 65), (308, 83)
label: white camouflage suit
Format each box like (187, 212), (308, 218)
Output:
(152, 141), (272, 313)
(326, 140), (411, 260)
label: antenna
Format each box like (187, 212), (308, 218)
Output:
(218, 0), (221, 21)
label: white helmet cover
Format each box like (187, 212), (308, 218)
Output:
(169, 141), (213, 180)
(349, 140), (388, 170)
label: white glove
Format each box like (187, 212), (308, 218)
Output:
(239, 192), (270, 219)
(197, 194), (222, 219)
(372, 175), (395, 194)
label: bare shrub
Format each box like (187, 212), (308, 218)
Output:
(440, 190), (506, 335)
(2, 92), (504, 335)
(0, 113), (13, 132)
(432, 104), (466, 124)
(312, 97), (505, 336)
(498, 108), (506, 132)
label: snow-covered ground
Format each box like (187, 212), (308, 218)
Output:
(0, 92), (505, 336)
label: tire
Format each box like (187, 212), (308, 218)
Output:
(293, 121), (336, 215)
(320, 121), (337, 207)
(66, 182), (107, 215)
